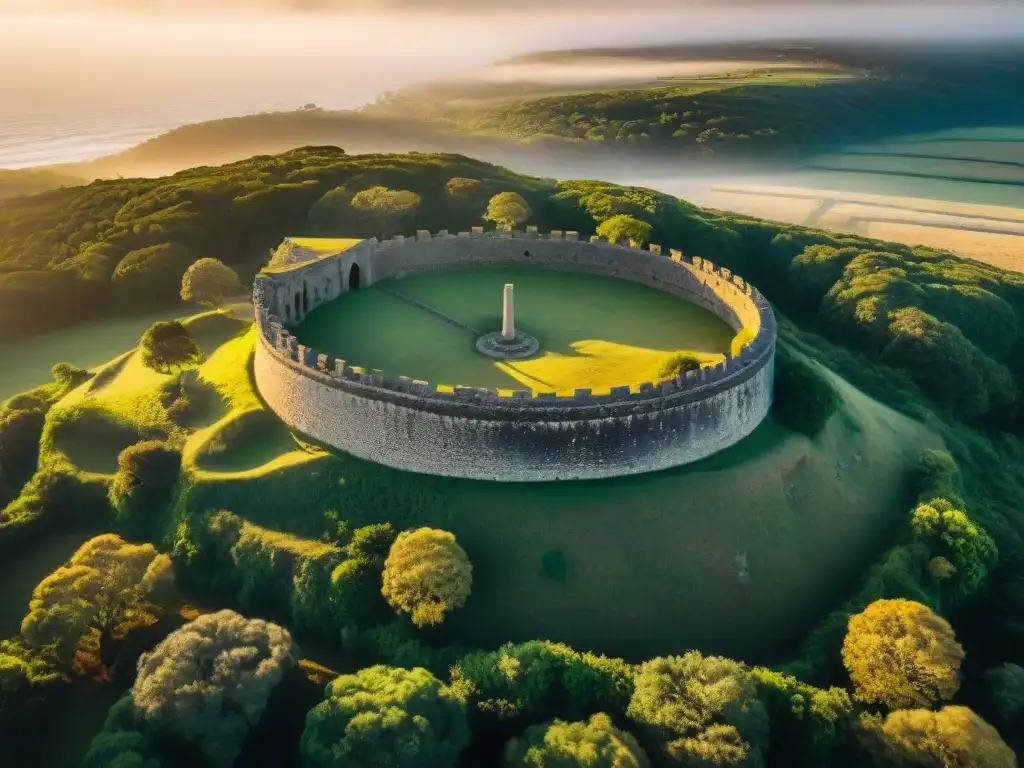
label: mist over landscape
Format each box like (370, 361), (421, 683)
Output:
(4, 2), (1024, 767)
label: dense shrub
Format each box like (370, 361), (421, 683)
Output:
(771, 345), (840, 438)
(657, 353), (702, 380)
(750, 668), (853, 766)
(0, 408), (45, 503)
(0, 638), (64, 731)
(504, 713), (649, 768)
(301, 665), (470, 768)
(329, 522), (396, 631)
(109, 440), (184, 542)
(450, 641), (634, 730)
(131, 609), (297, 767)
(841, 599), (963, 709)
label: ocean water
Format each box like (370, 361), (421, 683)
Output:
(3, 7), (1024, 170)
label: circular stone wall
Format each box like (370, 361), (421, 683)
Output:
(252, 229), (776, 482)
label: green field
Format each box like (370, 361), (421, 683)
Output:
(294, 267), (736, 393)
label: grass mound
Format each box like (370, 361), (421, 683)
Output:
(192, 409), (302, 474)
(182, 310), (253, 357)
(48, 407), (160, 475)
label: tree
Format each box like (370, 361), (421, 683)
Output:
(505, 713), (650, 767)
(450, 641), (633, 729)
(841, 599), (963, 709)
(349, 186), (421, 238)
(596, 215), (654, 248)
(139, 320), (204, 374)
(21, 534), (173, 670)
(300, 664), (469, 768)
(627, 652), (769, 766)
(484, 192), (532, 231)
(910, 498), (997, 602)
(109, 440), (184, 541)
(180, 258), (244, 307)
(111, 242), (198, 303)
(446, 176), (485, 204)
(381, 527), (472, 628)
(328, 523), (397, 631)
(0, 638), (64, 729)
(307, 185), (353, 233)
(131, 609), (297, 767)
(985, 663), (1024, 724)
(876, 706), (1015, 767)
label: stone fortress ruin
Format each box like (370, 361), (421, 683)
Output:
(252, 228), (776, 482)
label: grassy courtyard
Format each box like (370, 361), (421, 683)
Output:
(293, 267), (736, 394)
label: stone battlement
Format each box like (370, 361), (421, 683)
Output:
(252, 229), (776, 480)
(252, 231), (773, 409)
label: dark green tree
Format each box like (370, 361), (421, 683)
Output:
(139, 320), (204, 374)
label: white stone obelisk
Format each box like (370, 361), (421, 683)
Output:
(502, 283), (515, 340)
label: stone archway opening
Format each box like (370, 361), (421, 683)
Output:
(293, 292), (300, 318)
(349, 263), (361, 291)
(302, 284), (309, 314)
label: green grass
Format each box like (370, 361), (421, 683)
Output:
(294, 267), (736, 394)
(173, 322), (938, 662)
(11, 302), (938, 663)
(0, 308), (187, 403)
(287, 237), (363, 254)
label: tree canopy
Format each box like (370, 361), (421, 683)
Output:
(875, 706), (1015, 767)
(180, 257), (244, 307)
(504, 712), (649, 768)
(139, 320), (204, 374)
(910, 498), (998, 603)
(381, 527), (473, 628)
(20, 534), (173, 669)
(300, 664), (470, 768)
(841, 599), (964, 709)
(484, 192), (532, 231)
(626, 652), (769, 766)
(130, 609), (297, 767)
(349, 186), (422, 237)
(595, 214), (654, 248)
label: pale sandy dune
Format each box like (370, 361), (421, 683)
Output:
(865, 223), (1024, 272)
(706, 183), (1024, 271)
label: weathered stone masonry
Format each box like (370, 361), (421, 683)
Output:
(252, 229), (776, 482)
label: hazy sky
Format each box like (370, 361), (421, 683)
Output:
(3, 0), (1023, 168)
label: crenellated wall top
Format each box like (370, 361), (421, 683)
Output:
(251, 229), (775, 414)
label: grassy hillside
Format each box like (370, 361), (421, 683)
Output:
(5, 149), (1024, 766)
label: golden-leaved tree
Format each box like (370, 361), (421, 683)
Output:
(381, 528), (472, 628)
(21, 534), (173, 670)
(873, 706), (1015, 768)
(841, 598), (964, 709)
